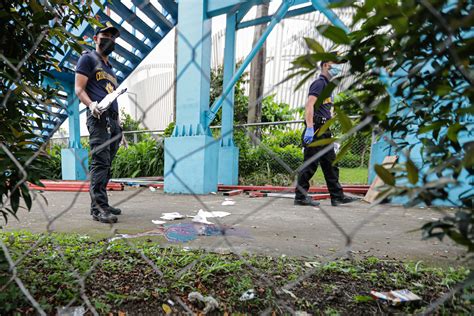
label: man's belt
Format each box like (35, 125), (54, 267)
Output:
(87, 108), (119, 120)
(314, 116), (328, 125)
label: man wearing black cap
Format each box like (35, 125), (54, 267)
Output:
(294, 54), (358, 207)
(75, 21), (123, 223)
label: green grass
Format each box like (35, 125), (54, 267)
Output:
(1, 232), (471, 315)
(311, 167), (368, 185)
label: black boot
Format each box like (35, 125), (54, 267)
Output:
(92, 210), (118, 223)
(331, 196), (359, 206)
(107, 206), (122, 215)
(294, 197), (320, 207)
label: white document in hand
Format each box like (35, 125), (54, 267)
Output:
(97, 87), (127, 112)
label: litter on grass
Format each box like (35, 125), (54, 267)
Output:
(370, 289), (421, 305)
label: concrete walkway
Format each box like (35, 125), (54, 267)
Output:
(3, 187), (464, 266)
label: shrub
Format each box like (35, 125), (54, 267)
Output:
(111, 139), (164, 178)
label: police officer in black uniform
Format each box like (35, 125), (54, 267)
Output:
(295, 54), (358, 207)
(75, 21), (124, 223)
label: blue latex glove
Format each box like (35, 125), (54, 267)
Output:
(303, 127), (314, 144)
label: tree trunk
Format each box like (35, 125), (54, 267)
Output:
(247, 3), (269, 139)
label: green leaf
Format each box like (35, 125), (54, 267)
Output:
(376, 95), (390, 116)
(418, 121), (445, 134)
(316, 117), (336, 137)
(374, 164), (395, 186)
(314, 82), (336, 110)
(447, 123), (462, 142)
(308, 137), (337, 148)
(316, 25), (350, 44)
(30, 0), (43, 13)
(332, 140), (352, 166)
(406, 158), (419, 185)
(391, 16), (408, 35)
(20, 183), (32, 210)
(334, 107), (353, 133)
(294, 71), (317, 91)
(88, 18), (103, 28)
(463, 142), (474, 168)
(303, 38), (325, 53)
(35, 117), (43, 130)
(354, 295), (374, 303)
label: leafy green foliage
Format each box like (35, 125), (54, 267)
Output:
(1, 231), (472, 314)
(209, 63), (249, 125)
(0, 1), (96, 226)
(120, 109), (147, 143)
(111, 138), (164, 179)
(0, 246), (25, 314)
(289, 0), (473, 251)
(209, 65), (298, 126)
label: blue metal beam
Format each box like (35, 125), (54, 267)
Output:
(113, 44), (142, 66)
(158, 0), (178, 18)
(108, 1), (162, 43)
(67, 53), (130, 81)
(221, 12), (237, 145)
(207, 0), (248, 17)
(131, 0), (174, 32)
(96, 12), (151, 55)
(207, 0), (292, 125)
(237, 4), (316, 29)
(311, 0), (349, 32)
(236, 0), (270, 23)
(55, 2), (103, 67)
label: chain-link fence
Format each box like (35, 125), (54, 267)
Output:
(1, 1), (471, 315)
(47, 119), (371, 186)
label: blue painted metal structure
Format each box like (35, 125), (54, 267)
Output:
(42, 0), (178, 180)
(164, 0), (345, 193)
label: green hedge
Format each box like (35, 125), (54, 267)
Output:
(46, 128), (369, 185)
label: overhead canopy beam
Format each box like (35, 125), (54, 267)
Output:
(237, 4), (316, 29)
(207, 0), (248, 17)
(208, 0), (270, 18)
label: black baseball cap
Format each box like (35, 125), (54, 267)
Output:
(94, 20), (120, 38)
(320, 51), (347, 67)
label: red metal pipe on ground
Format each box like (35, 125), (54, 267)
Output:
(28, 180), (123, 191)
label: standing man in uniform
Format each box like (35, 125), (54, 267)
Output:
(75, 21), (124, 223)
(294, 54), (358, 207)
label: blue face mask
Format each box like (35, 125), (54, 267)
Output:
(329, 64), (342, 77)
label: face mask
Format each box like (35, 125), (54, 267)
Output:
(99, 37), (115, 56)
(329, 64), (342, 77)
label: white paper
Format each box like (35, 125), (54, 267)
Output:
(97, 87), (127, 111)
(221, 200), (236, 206)
(152, 220), (166, 225)
(192, 213), (214, 224)
(239, 289), (256, 301)
(160, 212), (185, 220)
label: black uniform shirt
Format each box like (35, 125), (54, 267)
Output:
(75, 50), (118, 113)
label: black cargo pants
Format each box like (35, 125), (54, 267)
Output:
(295, 123), (344, 201)
(86, 110), (122, 213)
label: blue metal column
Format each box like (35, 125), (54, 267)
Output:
(61, 83), (88, 180)
(164, 0), (218, 194)
(207, 0), (292, 123)
(218, 12), (239, 185)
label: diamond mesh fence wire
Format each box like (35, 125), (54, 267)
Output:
(48, 120), (371, 186)
(0, 1), (471, 315)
